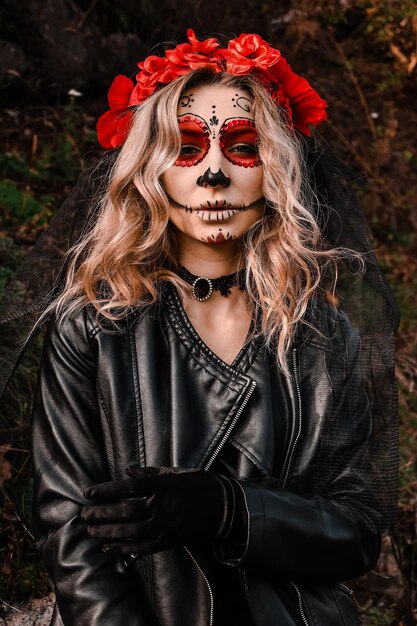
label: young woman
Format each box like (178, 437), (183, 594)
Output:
(27, 31), (399, 626)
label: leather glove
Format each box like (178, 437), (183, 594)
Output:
(81, 466), (236, 555)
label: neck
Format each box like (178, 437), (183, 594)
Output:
(175, 232), (241, 278)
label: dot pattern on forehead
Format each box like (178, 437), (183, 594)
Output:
(231, 94), (252, 113)
(179, 93), (195, 108)
(209, 104), (219, 138)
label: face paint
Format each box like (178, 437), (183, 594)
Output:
(205, 229), (234, 245)
(162, 84), (265, 247)
(219, 119), (261, 168)
(175, 115), (210, 167)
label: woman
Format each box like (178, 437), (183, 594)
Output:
(27, 31), (399, 625)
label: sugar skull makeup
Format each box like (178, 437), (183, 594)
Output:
(162, 84), (265, 246)
(175, 116), (211, 167)
(174, 116), (261, 169)
(218, 119), (261, 168)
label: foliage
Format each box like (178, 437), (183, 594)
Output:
(360, 602), (397, 626)
(0, 482), (50, 607)
(0, 1), (416, 623)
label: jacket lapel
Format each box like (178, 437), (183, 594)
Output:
(132, 297), (255, 469)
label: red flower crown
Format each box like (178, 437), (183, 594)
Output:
(97, 29), (328, 149)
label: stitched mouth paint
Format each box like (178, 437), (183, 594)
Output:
(167, 196), (264, 213)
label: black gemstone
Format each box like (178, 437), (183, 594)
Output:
(193, 277), (211, 300)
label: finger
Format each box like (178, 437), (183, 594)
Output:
(84, 479), (153, 500)
(125, 466), (164, 479)
(87, 519), (156, 540)
(125, 466), (200, 479)
(87, 521), (144, 540)
(103, 536), (166, 555)
(80, 498), (152, 523)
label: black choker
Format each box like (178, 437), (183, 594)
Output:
(178, 266), (246, 301)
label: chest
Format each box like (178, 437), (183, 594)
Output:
(94, 308), (290, 481)
(183, 300), (253, 366)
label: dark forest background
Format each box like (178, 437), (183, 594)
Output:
(0, 1), (416, 624)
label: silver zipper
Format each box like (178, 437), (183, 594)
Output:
(291, 582), (310, 626)
(204, 380), (257, 470)
(184, 547), (214, 626)
(184, 379), (256, 625)
(282, 348), (302, 489)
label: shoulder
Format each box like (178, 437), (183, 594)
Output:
(45, 298), (164, 349)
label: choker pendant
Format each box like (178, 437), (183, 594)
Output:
(192, 276), (213, 301)
(178, 265), (246, 301)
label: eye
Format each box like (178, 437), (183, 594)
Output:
(229, 143), (258, 155)
(175, 116), (210, 167)
(180, 145), (202, 155)
(219, 120), (262, 167)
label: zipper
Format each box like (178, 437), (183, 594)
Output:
(184, 379), (256, 625)
(204, 380), (257, 470)
(291, 582), (310, 626)
(282, 348), (302, 489)
(184, 547), (214, 626)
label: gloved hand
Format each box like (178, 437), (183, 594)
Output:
(80, 466), (236, 555)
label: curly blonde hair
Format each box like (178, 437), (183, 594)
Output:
(52, 69), (361, 371)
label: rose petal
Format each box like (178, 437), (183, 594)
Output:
(107, 75), (135, 110)
(97, 109), (133, 149)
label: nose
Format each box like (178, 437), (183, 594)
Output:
(196, 168), (231, 188)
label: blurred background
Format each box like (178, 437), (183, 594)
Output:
(0, 1), (416, 624)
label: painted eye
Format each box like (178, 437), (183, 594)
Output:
(175, 116), (210, 167)
(228, 143), (258, 155)
(219, 120), (261, 167)
(180, 145), (202, 155)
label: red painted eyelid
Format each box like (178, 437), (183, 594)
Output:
(175, 116), (210, 167)
(219, 118), (257, 133)
(218, 119), (261, 167)
(219, 119), (260, 151)
(177, 114), (210, 132)
(175, 116), (260, 167)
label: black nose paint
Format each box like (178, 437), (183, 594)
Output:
(196, 168), (231, 188)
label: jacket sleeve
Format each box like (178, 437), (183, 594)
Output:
(31, 310), (155, 626)
(215, 312), (383, 583)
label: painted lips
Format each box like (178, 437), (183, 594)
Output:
(196, 209), (238, 221)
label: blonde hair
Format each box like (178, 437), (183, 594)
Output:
(52, 69), (361, 371)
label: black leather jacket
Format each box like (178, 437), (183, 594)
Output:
(32, 287), (381, 626)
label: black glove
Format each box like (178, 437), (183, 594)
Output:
(81, 466), (236, 555)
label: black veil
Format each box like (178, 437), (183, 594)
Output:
(0, 140), (399, 531)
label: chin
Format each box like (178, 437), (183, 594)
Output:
(202, 232), (236, 245)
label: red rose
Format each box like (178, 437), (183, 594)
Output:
(136, 56), (182, 85)
(132, 55), (188, 104)
(221, 34), (281, 75)
(165, 28), (224, 72)
(268, 58), (328, 135)
(96, 32), (328, 149)
(97, 75), (135, 148)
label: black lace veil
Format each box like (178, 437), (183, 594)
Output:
(0, 140), (399, 531)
